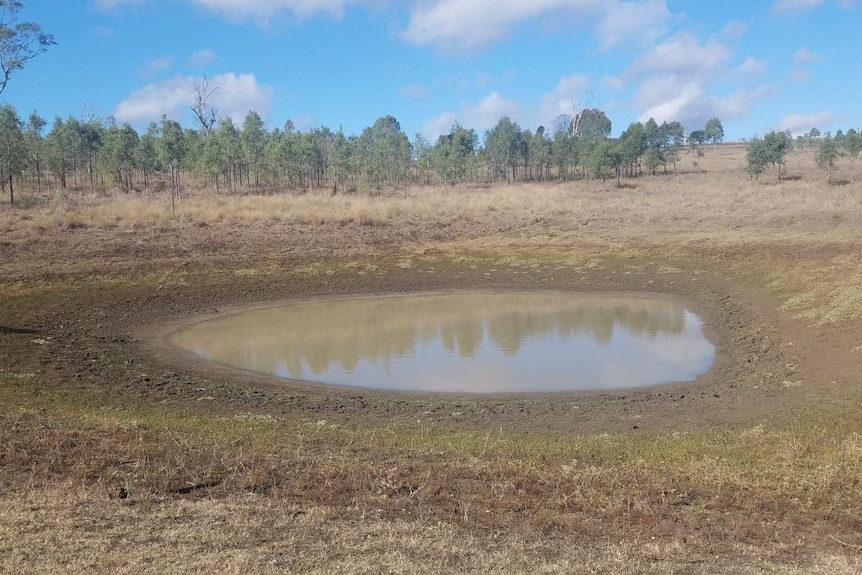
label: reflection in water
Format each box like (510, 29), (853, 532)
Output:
(168, 293), (715, 393)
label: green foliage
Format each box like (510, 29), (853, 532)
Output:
(573, 108), (612, 140)
(704, 117), (724, 147)
(746, 131), (793, 182)
(815, 136), (840, 183)
(359, 115), (411, 191)
(744, 136), (769, 181)
(484, 117), (523, 182)
(434, 123), (477, 185)
(0, 1), (55, 95)
(842, 129), (861, 181)
(0, 102), (24, 203)
(101, 121), (139, 190)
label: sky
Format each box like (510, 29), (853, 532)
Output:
(2, 0), (859, 142)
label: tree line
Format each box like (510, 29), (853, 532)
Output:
(745, 128), (862, 183)
(0, 100), (737, 205)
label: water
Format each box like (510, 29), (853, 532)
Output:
(167, 292), (715, 393)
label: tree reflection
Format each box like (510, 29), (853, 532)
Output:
(170, 293), (689, 382)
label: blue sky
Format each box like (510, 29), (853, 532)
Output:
(3, 0), (859, 141)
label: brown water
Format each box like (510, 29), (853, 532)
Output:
(168, 292), (715, 393)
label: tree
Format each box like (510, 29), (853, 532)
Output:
(704, 117), (724, 154)
(484, 117), (522, 183)
(744, 136), (769, 181)
(241, 111), (267, 188)
(842, 129), (861, 182)
(159, 117), (186, 212)
(190, 75), (218, 137)
(0, 1), (55, 95)
(134, 123), (160, 188)
(763, 130), (793, 180)
(434, 123), (477, 185)
(574, 108), (611, 141)
(0, 103), (24, 204)
(101, 120), (139, 191)
(359, 115), (411, 191)
(45, 116), (70, 189)
(23, 109), (45, 192)
(815, 135), (840, 183)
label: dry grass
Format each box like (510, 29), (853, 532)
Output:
(3, 147), (862, 572)
(2, 368), (861, 573)
(2, 150), (860, 237)
(2, 486), (860, 574)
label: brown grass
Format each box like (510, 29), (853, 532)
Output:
(2, 148), (862, 572)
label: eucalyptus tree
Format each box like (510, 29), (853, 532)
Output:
(843, 129), (861, 181)
(159, 117), (186, 210)
(662, 121), (685, 171)
(528, 128), (552, 181)
(815, 135), (840, 183)
(359, 115), (411, 191)
(308, 127), (333, 189)
(484, 117), (522, 183)
(434, 123), (478, 185)
(688, 130), (706, 150)
(23, 110), (45, 191)
(0, 103), (25, 204)
(762, 130), (793, 180)
(704, 117), (724, 154)
(241, 111), (267, 188)
(573, 108), (611, 140)
(642, 118), (664, 174)
(0, 0), (55, 95)
(551, 130), (572, 180)
(619, 122), (647, 176)
(412, 133), (433, 185)
(45, 116), (71, 189)
(134, 123), (160, 188)
(744, 136), (768, 181)
(585, 137), (623, 186)
(101, 120), (139, 190)
(330, 129), (354, 192)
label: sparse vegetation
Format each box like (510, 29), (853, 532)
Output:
(2, 146), (862, 573)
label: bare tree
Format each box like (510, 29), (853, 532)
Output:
(190, 75), (218, 136)
(570, 91), (594, 137)
(551, 91), (594, 137)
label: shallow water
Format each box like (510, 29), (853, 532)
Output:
(168, 292), (715, 393)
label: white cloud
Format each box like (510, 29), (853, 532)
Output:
(538, 74), (590, 126)
(634, 79), (773, 129)
(776, 112), (837, 134)
(793, 47), (822, 63)
(94, 0), (147, 8)
(624, 33), (773, 130)
(398, 83), (430, 100)
(115, 73), (274, 125)
(402, 0), (670, 52)
(736, 56), (767, 75)
(790, 69), (812, 83)
(771, 0), (825, 13)
(773, 0), (855, 12)
(720, 20), (748, 40)
(187, 0), (364, 20)
(624, 33), (731, 79)
(422, 91), (520, 140)
(594, 0), (670, 51)
(140, 56), (173, 77)
(188, 49), (216, 69)
(602, 74), (625, 91)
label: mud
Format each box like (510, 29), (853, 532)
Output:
(2, 228), (840, 434)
